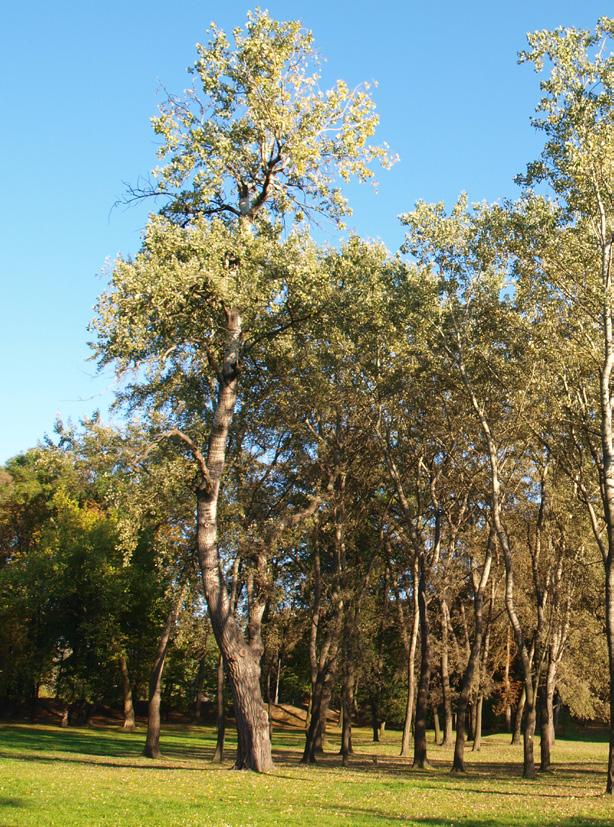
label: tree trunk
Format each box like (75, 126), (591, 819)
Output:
(440, 599), (454, 746)
(473, 695), (483, 752)
(194, 656), (206, 723)
(401, 558), (420, 757)
(144, 580), (186, 759)
(413, 555), (431, 769)
(371, 698), (380, 742)
(539, 679), (551, 771)
(302, 666), (334, 763)
(119, 654), (135, 731)
(196, 308), (273, 773)
(213, 653), (226, 762)
(504, 626), (512, 732)
(473, 582), (493, 754)
(452, 590), (484, 772)
(275, 656), (281, 705)
(512, 688), (525, 745)
(523, 694), (538, 779)
(433, 707), (441, 745)
(340, 623), (355, 757)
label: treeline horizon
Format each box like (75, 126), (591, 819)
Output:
(1, 9), (613, 791)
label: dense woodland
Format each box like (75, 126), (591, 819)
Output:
(2, 10), (613, 792)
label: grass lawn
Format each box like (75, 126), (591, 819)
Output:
(1, 721), (613, 826)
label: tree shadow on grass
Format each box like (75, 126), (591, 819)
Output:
(319, 804), (614, 825)
(0, 751), (216, 772)
(0, 798), (26, 808)
(0, 724), (221, 763)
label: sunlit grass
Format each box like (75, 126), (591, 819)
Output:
(0, 721), (612, 825)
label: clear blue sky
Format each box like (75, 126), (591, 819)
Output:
(0, 1), (606, 463)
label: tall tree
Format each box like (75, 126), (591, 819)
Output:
(92, 11), (393, 771)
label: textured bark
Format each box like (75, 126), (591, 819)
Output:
(144, 580), (186, 759)
(195, 308), (273, 773)
(119, 654), (135, 731)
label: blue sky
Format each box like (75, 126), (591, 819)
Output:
(0, 1), (606, 462)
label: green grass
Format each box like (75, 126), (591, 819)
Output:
(1, 721), (613, 826)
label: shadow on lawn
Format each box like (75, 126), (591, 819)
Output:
(319, 806), (614, 825)
(0, 798), (26, 808)
(0, 724), (608, 800)
(0, 724), (223, 763)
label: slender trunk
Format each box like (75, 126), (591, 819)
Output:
(539, 679), (551, 771)
(119, 654), (135, 731)
(512, 688), (525, 745)
(212, 653), (226, 762)
(546, 660), (556, 747)
(413, 555), (431, 769)
(194, 656), (206, 723)
(458, 345), (536, 778)
(452, 590), (484, 772)
(473, 696), (484, 751)
(302, 666), (335, 763)
(275, 657), (281, 705)
(144, 581), (185, 758)
(340, 621), (355, 757)
(504, 627), (512, 732)
(401, 558), (420, 757)
(523, 696), (538, 779)
(607, 556), (614, 793)
(433, 707), (441, 745)
(473, 582), (493, 754)
(440, 599), (453, 746)
(371, 698), (380, 742)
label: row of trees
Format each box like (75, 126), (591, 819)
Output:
(2, 10), (612, 789)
